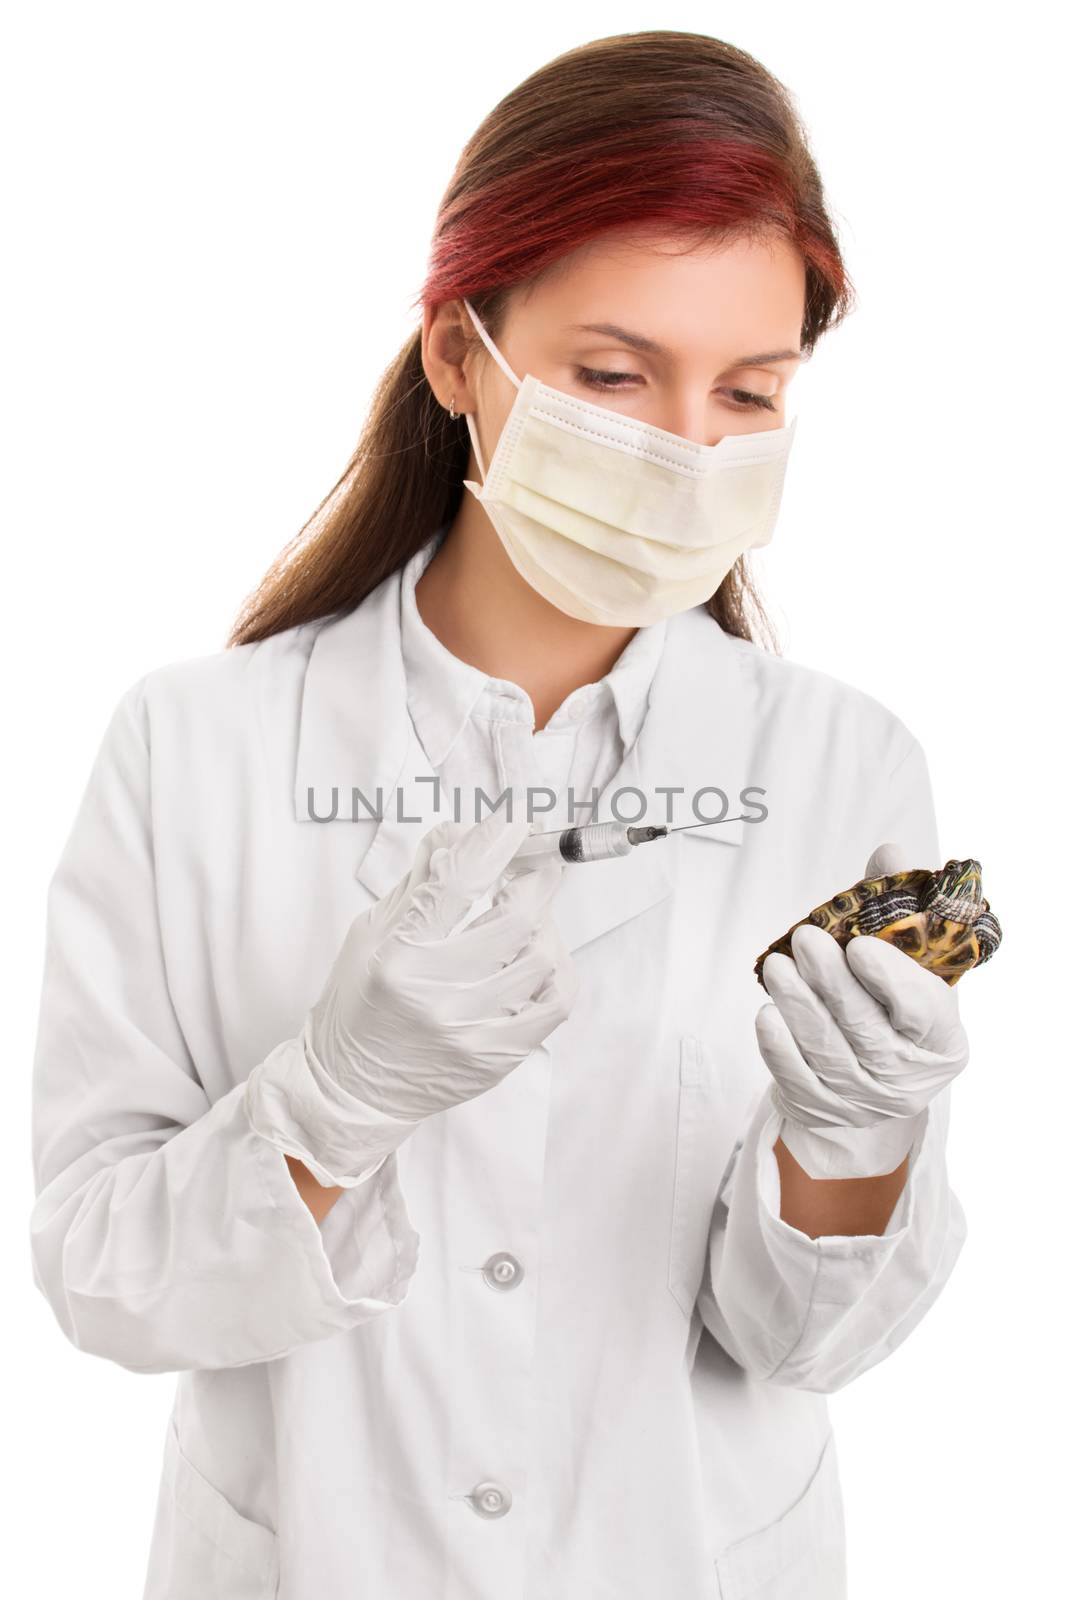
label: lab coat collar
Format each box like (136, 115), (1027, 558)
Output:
(398, 526), (668, 771)
(293, 559), (753, 954)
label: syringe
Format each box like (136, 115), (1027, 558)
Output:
(510, 815), (745, 865)
(511, 820), (667, 864)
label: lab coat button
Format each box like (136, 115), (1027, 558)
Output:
(482, 1251), (524, 1290)
(469, 1481), (512, 1518)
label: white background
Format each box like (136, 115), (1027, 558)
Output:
(4, 3), (1060, 1595)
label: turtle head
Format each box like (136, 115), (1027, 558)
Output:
(919, 858), (984, 924)
(937, 859), (983, 903)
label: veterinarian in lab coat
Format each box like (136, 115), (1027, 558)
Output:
(29, 45), (971, 1599)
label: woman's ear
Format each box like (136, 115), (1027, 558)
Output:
(422, 299), (477, 413)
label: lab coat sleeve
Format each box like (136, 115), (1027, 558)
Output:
(696, 735), (969, 1393)
(29, 679), (420, 1377)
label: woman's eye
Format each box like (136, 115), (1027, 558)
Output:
(576, 366), (639, 391)
(575, 368), (777, 413)
(725, 388), (778, 413)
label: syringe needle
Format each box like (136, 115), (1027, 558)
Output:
(666, 816), (748, 833)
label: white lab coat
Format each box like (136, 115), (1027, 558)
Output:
(29, 559), (967, 1599)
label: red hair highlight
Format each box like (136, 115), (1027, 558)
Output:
(422, 133), (843, 325)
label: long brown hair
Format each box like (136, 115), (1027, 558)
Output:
(226, 31), (855, 653)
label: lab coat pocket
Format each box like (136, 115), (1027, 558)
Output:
(668, 1035), (730, 1317)
(713, 1431), (847, 1599)
(142, 1416), (280, 1599)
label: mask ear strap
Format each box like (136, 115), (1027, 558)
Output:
(460, 297), (522, 488)
(465, 411), (489, 485)
(463, 297), (522, 388)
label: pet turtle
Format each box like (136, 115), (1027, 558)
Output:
(753, 858), (1002, 991)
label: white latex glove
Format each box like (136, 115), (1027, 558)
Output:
(307, 797), (576, 1122)
(754, 841), (970, 1178)
(245, 792), (580, 1186)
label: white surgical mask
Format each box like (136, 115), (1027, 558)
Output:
(461, 296), (798, 627)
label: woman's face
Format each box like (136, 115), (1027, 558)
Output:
(452, 227), (808, 480)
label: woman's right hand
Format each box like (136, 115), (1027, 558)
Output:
(305, 800), (578, 1125)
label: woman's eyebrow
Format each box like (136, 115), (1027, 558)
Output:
(564, 321), (804, 366)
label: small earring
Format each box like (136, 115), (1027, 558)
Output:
(449, 395), (458, 421)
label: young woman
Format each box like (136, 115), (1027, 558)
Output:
(30, 30), (970, 1600)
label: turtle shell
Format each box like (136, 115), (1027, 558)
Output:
(753, 858), (1002, 991)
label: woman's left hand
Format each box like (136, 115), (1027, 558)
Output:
(754, 841), (970, 1179)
